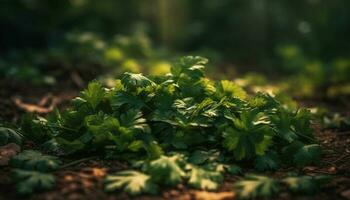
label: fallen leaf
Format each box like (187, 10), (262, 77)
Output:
(71, 71), (85, 88)
(92, 167), (106, 177)
(341, 189), (350, 200)
(327, 166), (337, 174)
(193, 191), (236, 200)
(0, 143), (21, 166)
(13, 96), (58, 114)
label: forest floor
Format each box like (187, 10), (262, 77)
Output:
(0, 78), (350, 200)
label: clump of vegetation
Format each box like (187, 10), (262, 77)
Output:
(10, 150), (61, 194)
(0, 31), (171, 86)
(234, 174), (329, 199)
(19, 56), (326, 198)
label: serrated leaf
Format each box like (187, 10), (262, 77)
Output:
(188, 150), (220, 165)
(105, 170), (157, 195)
(293, 109), (315, 143)
(120, 109), (149, 133)
(81, 81), (105, 109)
(21, 114), (52, 144)
(283, 175), (330, 194)
(225, 164), (242, 175)
(254, 151), (280, 171)
(144, 141), (164, 160)
(0, 127), (23, 146)
(121, 72), (155, 90)
(188, 166), (223, 190)
(218, 80), (247, 100)
(171, 56), (207, 79)
(270, 109), (298, 143)
(282, 142), (321, 166)
(12, 169), (55, 194)
(146, 155), (186, 186)
(294, 144), (321, 166)
(111, 91), (145, 110)
(234, 174), (280, 199)
(10, 150), (61, 172)
(55, 137), (86, 155)
(223, 111), (272, 160)
(127, 140), (144, 152)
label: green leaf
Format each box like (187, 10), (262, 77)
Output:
(217, 80), (247, 100)
(270, 109), (298, 143)
(283, 175), (330, 195)
(21, 114), (52, 144)
(282, 142), (321, 166)
(0, 127), (23, 146)
(171, 56), (207, 79)
(188, 165), (223, 190)
(80, 81), (105, 109)
(105, 170), (157, 195)
(188, 150), (220, 165)
(234, 174), (280, 199)
(127, 140), (144, 152)
(121, 72), (155, 90)
(84, 113), (120, 146)
(254, 151), (280, 171)
(144, 141), (164, 160)
(249, 93), (279, 111)
(120, 109), (149, 133)
(145, 155), (186, 186)
(292, 109), (315, 143)
(10, 150), (61, 172)
(294, 144), (321, 166)
(55, 137), (86, 155)
(223, 111), (272, 160)
(12, 169), (55, 194)
(225, 164), (242, 175)
(111, 91), (145, 110)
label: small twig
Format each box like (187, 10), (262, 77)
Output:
(12, 96), (58, 114)
(332, 154), (349, 163)
(38, 93), (54, 106)
(46, 124), (79, 133)
(70, 71), (85, 88)
(336, 131), (350, 136)
(322, 160), (337, 167)
(60, 156), (99, 169)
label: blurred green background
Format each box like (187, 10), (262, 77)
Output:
(0, 0), (349, 98)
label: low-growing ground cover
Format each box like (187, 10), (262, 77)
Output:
(0, 56), (349, 200)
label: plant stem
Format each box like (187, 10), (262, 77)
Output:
(59, 156), (99, 169)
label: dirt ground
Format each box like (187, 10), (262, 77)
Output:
(1, 79), (350, 200)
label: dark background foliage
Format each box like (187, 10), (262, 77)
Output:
(1, 0), (349, 66)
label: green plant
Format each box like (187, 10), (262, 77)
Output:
(12, 169), (56, 195)
(21, 56), (324, 197)
(10, 150), (61, 172)
(10, 150), (61, 195)
(105, 170), (158, 195)
(0, 127), (23, 146)
(234, 174), (330, 199)
(234, 174), (281, 199)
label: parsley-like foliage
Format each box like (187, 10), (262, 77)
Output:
(20, 56), (323, 197)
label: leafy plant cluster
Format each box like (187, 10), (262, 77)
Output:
(276, 45), (350, 98)
(0, 127), (61, 195)
(232, 45), (350, 100)
(105, 154), (239, 195)
(0, 31), (169, 85)
(20, 56), (324, 197)
(10, 150), (61, 194)
(234, 174), (329, 199)
(0, 127), (23, 146)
